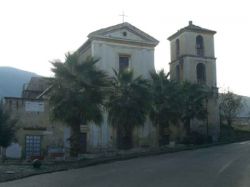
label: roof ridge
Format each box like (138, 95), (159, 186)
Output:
(168, 21), (216, 41)
(87, 22), (159, 44)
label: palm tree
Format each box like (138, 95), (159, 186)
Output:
(49, 53), (110, 156)
(150, 70), (182, 145)
(179, 82), (209, 134)
(106, 70), (151, 149)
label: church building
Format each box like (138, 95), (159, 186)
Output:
(3, 21), (220, 159)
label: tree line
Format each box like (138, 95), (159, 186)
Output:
(49, 52), (213, 156)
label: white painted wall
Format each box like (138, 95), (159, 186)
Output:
(6, 143), (22, 159)
(91, 40), (155, 78)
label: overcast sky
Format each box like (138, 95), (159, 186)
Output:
(0, 0), (249, 96)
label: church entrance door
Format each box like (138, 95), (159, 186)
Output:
(79, 133), (87, 153)
(117, 127), (133, 150)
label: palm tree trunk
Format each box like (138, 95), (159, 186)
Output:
(129, 127), (133, 149)
(124, 126), (133, 149)
(70, 124), (81, 157)
(227, 119), (232, 127)
(117, 125), (133, 150)
(156, 123), (160, 147)
(185, 119), (191, 135)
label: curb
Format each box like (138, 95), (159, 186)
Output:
(1, 139), (250, 183)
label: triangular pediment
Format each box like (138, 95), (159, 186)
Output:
(88, 22), (159, 46)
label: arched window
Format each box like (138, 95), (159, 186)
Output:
(196, 63), (206, 84)
(176, 64), (180, 81)
(196, 35), (204, 56)
(176, 39), (180, 58)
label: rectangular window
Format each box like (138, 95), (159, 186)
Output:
(25, 135), (41, 159)
(119, 56), (129, 72)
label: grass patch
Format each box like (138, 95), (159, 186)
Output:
(232, 124), (250, 132)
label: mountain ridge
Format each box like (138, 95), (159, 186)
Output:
(0, 67), (39, 98)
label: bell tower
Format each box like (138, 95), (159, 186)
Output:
(168, 21), (219, 140)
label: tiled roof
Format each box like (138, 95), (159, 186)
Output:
(26, 77), (49, 92)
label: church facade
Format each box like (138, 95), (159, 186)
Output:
(76, 22), (159, 152)
(77, 22), (159, 78)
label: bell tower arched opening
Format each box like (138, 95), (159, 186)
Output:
(196, 35), (204, 56)
(196, 63), (206, 84)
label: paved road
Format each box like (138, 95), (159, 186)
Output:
(2, 142), (250, 187)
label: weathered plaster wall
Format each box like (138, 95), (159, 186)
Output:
(4, 98), (67, 158)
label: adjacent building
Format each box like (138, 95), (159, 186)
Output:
(4, 77), (69, 159)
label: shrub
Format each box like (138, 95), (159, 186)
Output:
(32, 159), (42, 169)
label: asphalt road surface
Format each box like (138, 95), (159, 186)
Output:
(2, 141), (250, 187)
